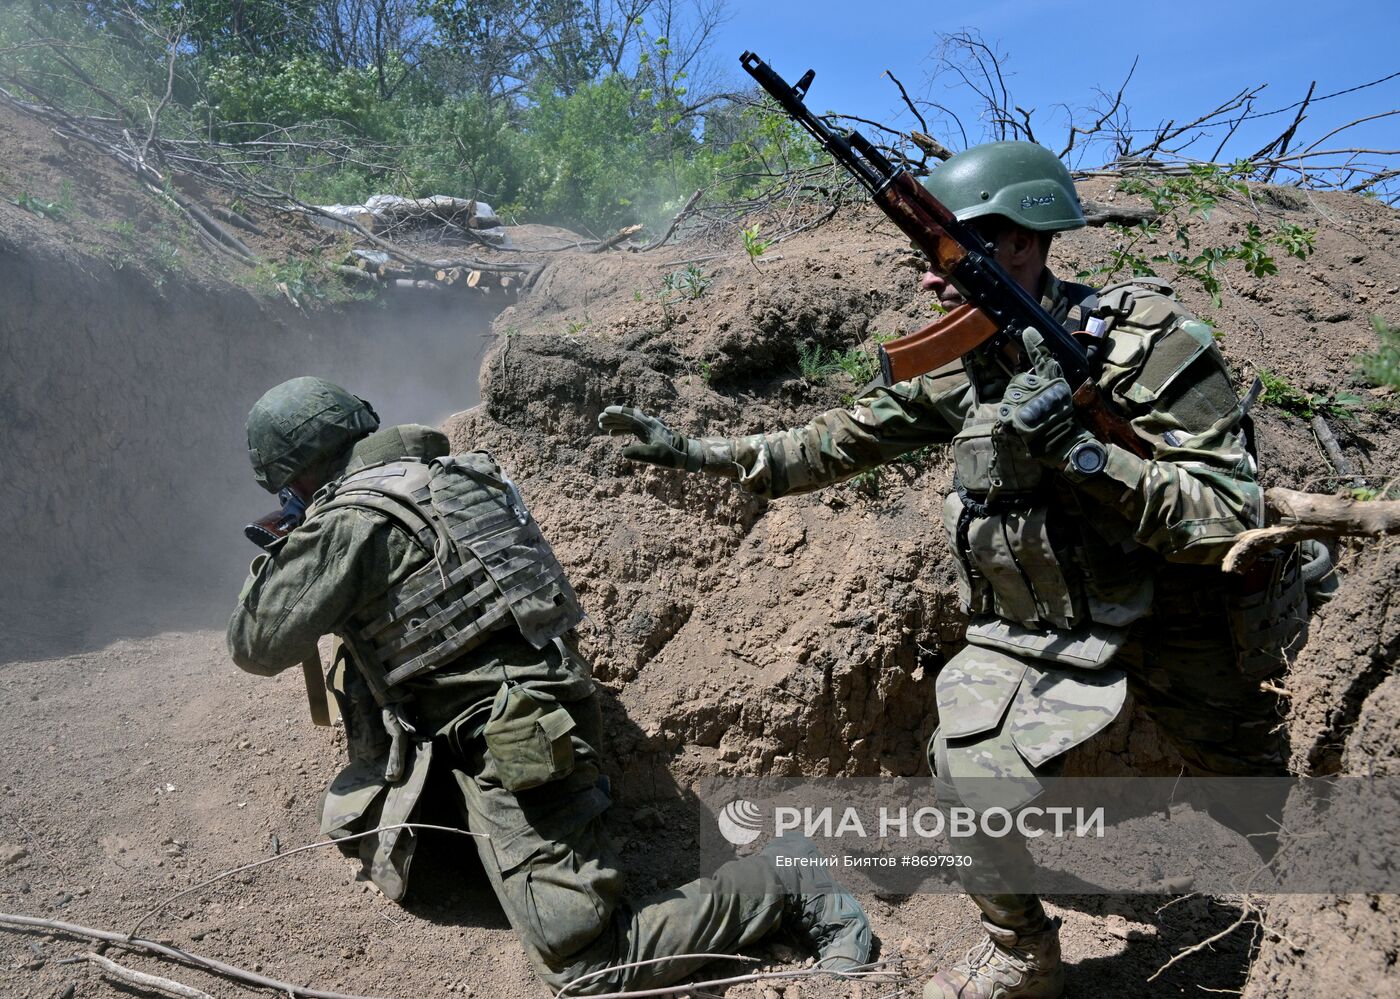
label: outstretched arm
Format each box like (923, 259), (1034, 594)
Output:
(600, 368), (971, 499)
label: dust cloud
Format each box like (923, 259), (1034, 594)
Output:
(0, 247), (501, 663)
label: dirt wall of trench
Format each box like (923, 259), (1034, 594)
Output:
(0, 236), (496, 659)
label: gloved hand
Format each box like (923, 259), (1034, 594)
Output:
(996, 330), (1092, 465)
(598, 405), (703, 472)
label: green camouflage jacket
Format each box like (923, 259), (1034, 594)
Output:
(228, 426), (597, 897)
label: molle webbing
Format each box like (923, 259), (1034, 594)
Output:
(310, 454), (583, 695)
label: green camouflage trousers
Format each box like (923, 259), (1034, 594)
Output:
(929, 575), (1292, 930)
(449, 692), (788, 993)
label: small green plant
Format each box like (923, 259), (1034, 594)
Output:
(11, 190), (68, 221)
(1356, 314), (1400, 391)
(802, 334), (897, 391)
(1258, 369), (1363, 421)
(741, 223), (773, 260)
(698, 358), (713, 383)
(663, 263), (711, 300)
(851, 468), (883, 498)
(565, 318), (588, 335)
(252, 256), (329, 306)
(1273, 222), (1316, 260)
(797, 343), (842, 383)
(633, 289), (644, 302)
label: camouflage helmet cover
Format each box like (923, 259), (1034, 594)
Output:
(246, 376), (380, 492)
(923, 141), (1085, 233)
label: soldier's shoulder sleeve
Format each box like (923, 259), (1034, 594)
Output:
(710, 369), (968, 498)
(1096, 284), (1238, 435)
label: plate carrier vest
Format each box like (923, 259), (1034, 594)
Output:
(308, 452), (584, 705)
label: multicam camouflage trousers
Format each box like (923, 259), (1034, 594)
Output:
(929, 574), (1293, 931)
(448, 692), (789, 994)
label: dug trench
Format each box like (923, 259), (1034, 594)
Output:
(0, 235), (498, 660)
(1, 175), (1398, 997)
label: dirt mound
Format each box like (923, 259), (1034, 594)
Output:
(1241, 545), (1400, 998)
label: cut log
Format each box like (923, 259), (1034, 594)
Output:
(390, 279), (441, 292)
(333, 265), (378, 285)
(466, 270), (483, 288)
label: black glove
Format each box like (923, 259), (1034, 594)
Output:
(597, 405), (703, 471)
(996, 330), (1092, 465)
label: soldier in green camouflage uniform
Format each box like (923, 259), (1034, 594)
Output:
(601, 142), (1313, 999)
(228, 377), (872, 995)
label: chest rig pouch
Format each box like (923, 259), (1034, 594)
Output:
(945, 402), (1085, 630)
(310, 452), (585, 702)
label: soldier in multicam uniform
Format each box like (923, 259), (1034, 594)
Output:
(228, 377), (872, 995)
(601, 142), (1320, 999)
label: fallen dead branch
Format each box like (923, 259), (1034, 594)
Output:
(1310, 415), (1360, 484)
(0, 913), (386, 999)
(83, 951), (214, 999)
(1080, 200), (1158, 227)
(1224, 487), (1400, 573)
(637, 188), (705, 252)
(591, 223), (644, 254)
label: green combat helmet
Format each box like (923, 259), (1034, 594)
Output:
(923, 141), (1085, 233)
(246, 376), (380, 492)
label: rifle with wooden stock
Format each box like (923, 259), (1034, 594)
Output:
(739, 51), (1151, 460)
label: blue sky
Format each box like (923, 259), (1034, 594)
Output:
(707, 1), (1398, 174)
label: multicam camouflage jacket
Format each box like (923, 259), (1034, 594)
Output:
(691, 272), (1263, 640)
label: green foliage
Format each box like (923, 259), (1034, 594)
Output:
(10, 187), (71, 221)
(800, 333), (895, 388)
(662, 264), (710, 300)
(1257, 369), (1363, 421)
(251, 256), (332, 307)
(198, 55), (390, 140)
(0, 3), (829, 237)
(1273, 222), (1316, 260)
(1081, 165), (1317, 308)
(1356, 314), (1400, 391)
(797, 342), (844, 383)
(742, 223), (773, 259)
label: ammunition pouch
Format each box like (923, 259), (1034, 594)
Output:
(483, 683), (578, 793)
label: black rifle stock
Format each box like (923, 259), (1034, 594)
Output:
(739, 51), (1151, 459)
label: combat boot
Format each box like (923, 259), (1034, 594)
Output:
(763, 835), (874, 971)
(923, 916), (1063, 999)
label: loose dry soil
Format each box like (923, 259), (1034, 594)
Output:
(1, 98), (1397, 999)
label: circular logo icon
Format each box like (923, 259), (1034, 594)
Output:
(718, 799), (764, 846)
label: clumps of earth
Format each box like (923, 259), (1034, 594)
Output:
(2, 103), (1398, 999)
